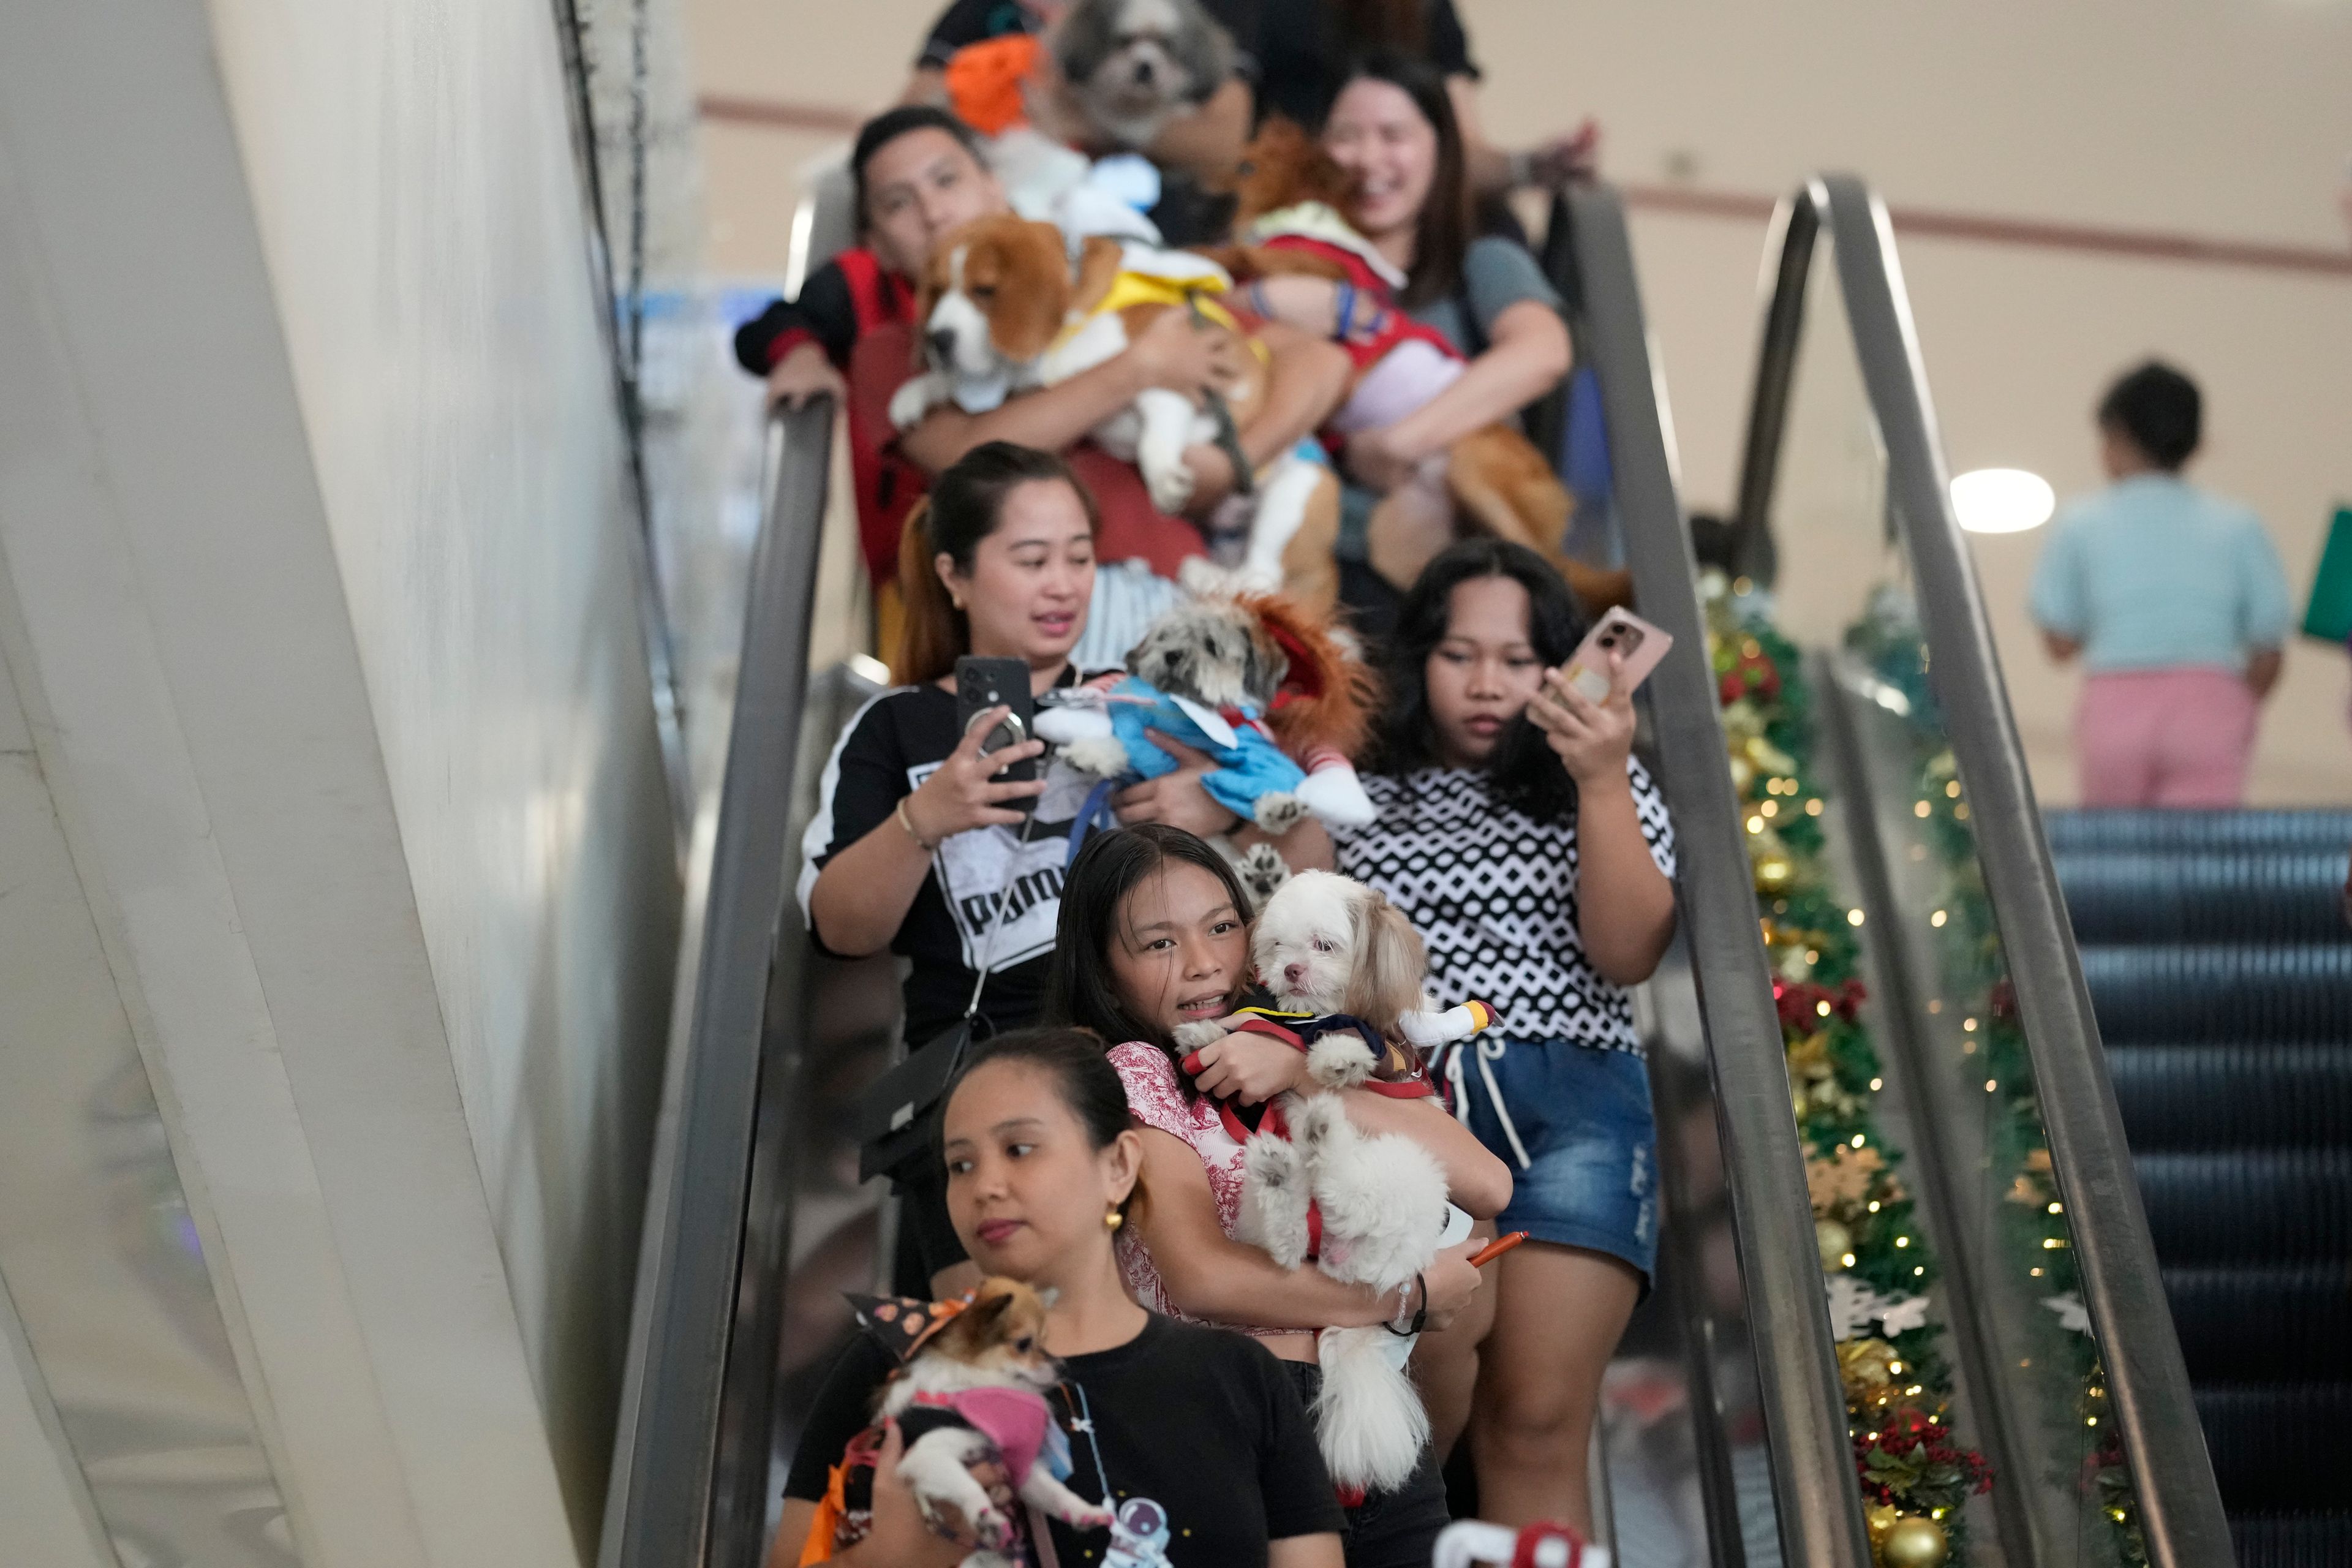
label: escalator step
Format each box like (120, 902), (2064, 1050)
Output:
(2163, 1265), (2352, 1381)
(2136, 1151), (2352, 1264)
(2196, 1383), (2352, 1514)
(2057, 850), (2352, 945)
(2109, 1045), (2352, 1150)
(2046, 809), (2352, 856)
(2231, 1513), (2352, 1568)
(2080, 945), (2352, 1043)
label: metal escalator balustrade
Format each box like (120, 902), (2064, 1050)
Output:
(2048, 809), (2352, 1566)
(1725, 174), (2234, 1567)
(1552, 184), (1875, 1568)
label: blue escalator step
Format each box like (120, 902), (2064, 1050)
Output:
(2162, 1265), (2352, 1381)
(2136, 1150), (2352, 1265)
(2078, 944), (2352, 1044)
(2231, 1513), (2352, 1568)
(2196, 1383), (2352, 1515)
(2056, 848), (2352, 944)
(2046, 809), (2352, 857)
(2108, 1044), (2352, 1150)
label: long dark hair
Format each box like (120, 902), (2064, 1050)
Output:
(1371, 539), (1591, 821)
(1323, 51), (1470, 310)
(1046, 826), (1253, 1073)
(895, 442), (1099, 684)
(947, 1027), (1130, 1150)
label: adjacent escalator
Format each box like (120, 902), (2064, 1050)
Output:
(2048, 808), (2352, 1565)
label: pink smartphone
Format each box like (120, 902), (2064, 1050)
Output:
(1561, 606), (1672, 702)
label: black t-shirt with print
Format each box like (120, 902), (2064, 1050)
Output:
(786, 1314), (1344, 1565)
(804, 673), (1102, 1050)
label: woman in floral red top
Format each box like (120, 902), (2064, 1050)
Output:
(1043, 824), (1508, 1568)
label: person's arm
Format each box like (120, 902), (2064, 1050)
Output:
(823, 1422), (1001, 1567)
(1345, 299), (1570, 490)
(2246, 647), (2284, 699)
(808, 711), (1047, 956)
(1528, 666), (1676, 987)
(1270, 1535), (1348, 1568)
(1133, 1127), (1481, 1327)
(2241, 518), (2294, 700)
(1237, 320), (1352, 466)
(902, 66), (949, 105)
(900, 307), (1242, 473)
(2028, 519), (2087, 664)
(1446, 76), (1515, 196)
(1109, 732), (1330, 879)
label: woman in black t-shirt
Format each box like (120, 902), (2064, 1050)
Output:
(804, 442), (1317, 1292)
(773, 1028), (1344, 1568)
(804, 443), (1102, 1292)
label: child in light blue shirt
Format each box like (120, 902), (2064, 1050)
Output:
(2029, 362), (2288, 806)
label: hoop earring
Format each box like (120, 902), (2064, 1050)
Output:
(1104, 1206), (1124, 1232)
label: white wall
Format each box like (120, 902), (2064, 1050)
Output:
(204, 0), (683, 1540)
(686, 0), (2352, 802)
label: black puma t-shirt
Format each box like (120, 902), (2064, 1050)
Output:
(802, 673), (1103, 1050)
(786, 1315), (1343, 1565)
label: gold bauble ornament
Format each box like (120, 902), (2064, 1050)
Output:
(1815, 1218), (1853, 1270)
(1838, 1336), (1899, 1396)
(1865, 1504), (1901, 1550)
(1879, 1514), (1948, 1568)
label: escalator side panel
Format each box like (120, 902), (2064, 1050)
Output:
(1811, 176), (2231, 1568)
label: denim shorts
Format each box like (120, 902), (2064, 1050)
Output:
(1450, 1038), (1660, 1284)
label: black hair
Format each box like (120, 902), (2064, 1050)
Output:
(1046, 826), (1253, 1082)
(2097, 360), (2201, 472)
(945, 1026), (1131, 1153)
(1321, 52), (1471, 310)
(851, 105), (985, 225)
(895, 441), (1099, 684)
(1371, 538), (1591, 821)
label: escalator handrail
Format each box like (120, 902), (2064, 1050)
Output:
(600, 401), (836, 1568)
(1757, 175), (2231, 1567)
(1551, 187), (1875, 1568)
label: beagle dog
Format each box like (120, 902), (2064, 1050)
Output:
(891, 215), (1337, 602)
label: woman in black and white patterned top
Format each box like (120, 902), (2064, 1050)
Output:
(1332, 540), (1676, 1537)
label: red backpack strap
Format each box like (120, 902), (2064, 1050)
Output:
(835, 249), (914, 334)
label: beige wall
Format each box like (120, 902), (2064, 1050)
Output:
(208, 0), (681, 1542)
(685, 0), (2352, 802)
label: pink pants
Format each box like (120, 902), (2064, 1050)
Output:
(2075, 668), (2258, 808)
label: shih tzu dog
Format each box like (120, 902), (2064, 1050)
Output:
(1052, 0), (1238, 151)
(1172, 871), (1477, 1493)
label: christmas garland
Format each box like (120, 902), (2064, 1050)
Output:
(1705, 578), (1992, 1567)
(1842, 610), (2147, 1566)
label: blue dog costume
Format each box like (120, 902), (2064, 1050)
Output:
(1090, 677), (1306, 827)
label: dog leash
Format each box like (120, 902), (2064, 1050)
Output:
(1186, 292), (1257, 499)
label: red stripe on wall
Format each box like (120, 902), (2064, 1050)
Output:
(696, 96), (2352, 281)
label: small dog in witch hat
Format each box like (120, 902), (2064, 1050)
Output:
(807, 1278), (1112, 1567)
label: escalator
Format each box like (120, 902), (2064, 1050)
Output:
(594, 170), (2260, 1568)
(2046, 810), (2352, 1562)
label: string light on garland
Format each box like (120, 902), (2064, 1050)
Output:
(1705, 575), (1992, 1560)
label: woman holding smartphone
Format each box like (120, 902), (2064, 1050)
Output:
(1331, 539), (1676, 1534)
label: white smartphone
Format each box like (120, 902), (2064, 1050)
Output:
(1561, 606), (1672, 703)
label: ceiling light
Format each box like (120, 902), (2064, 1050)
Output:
(1951, 468), (2055, 533)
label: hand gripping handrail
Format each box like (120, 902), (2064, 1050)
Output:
(600, 401), (834, 1568)
(1739, 175), (2232, 1568)
(1549, 186), (1874, 1568)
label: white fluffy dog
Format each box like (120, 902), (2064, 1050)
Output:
(1175, 871), (1453, 1492)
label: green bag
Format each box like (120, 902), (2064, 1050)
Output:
(2303, 506), (2352, 645)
